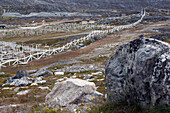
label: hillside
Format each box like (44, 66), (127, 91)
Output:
(0, 0), (170, 14)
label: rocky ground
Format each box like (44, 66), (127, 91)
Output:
(0, 16), (169, 113)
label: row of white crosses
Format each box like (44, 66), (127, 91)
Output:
(0, 13), (142, 39)
(0, 10), (146, 69)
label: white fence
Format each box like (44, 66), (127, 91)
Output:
(0, 11), (146, 69)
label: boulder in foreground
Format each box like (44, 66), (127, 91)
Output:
(105, 38), (170, 108)
(45, 79), (96, 109)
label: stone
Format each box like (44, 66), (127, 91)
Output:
(91, 72), (103, 76)
(0, 72), (5, 75)
(14, 70), (29, 79)
(17, 89), (31, 95)
(70, 75), (76, 79)
(38, 86), (50, 91)
(56, 77), (68, 82)
(14, 87), (20, 92)
(34, 77), (46, 84)
(30, 69), (53, 76)
(2, 87), (13, 90)
(54, 72), (64, 76)
(31, 83), (38, 86)
(105, 38), (170, 108)
(4, 70), (32, 86)
(27, 70), (37, 74)
(97, 79), (104, 81)
(45, 79), (96, 109)
(34, 77), (43, 82)
(5, 77), (32, 86)
(83, 74), (93, 80)
(20, 110), (27, 113)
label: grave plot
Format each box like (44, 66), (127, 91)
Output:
(0, 11), (146, 69)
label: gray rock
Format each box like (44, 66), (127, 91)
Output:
(30, 69), (53, 76)
(83, 74), (93, 80)
(56, 77), (68, 82)
(45, 79), (96, 109)
(20, 110), (27, 113)
(6, 77), (32, 86)
(27, 70), (37, 74)
(105, 38), (170, 108)
(0, 72), (5, 75)
(5, 70), (32, 86)
(70, 75), (76, 79)
(17, 89), (31, 95)
(31, 83), (38, 86)
(14, 70), (29, 79)
(14, 87), (20, 92)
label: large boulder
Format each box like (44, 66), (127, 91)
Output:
(45, 79), (96, 109)
(105, 38), (170, 108)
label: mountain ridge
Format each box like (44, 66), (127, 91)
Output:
(0, 0), (170, 14)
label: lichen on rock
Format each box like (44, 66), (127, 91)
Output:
(105, 37), (170, 108)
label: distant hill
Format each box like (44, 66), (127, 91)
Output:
(0, 0), (170, 14)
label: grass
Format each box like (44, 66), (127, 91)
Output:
(0, 73), (14, 86)
(89, 102), (170, 113)
(90, 56), (109, 62)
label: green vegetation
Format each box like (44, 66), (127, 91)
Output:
(90, 56), (109, 62)
(0, 74), (13, 85)
(89, 102), (170, 113)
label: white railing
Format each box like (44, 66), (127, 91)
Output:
(0, 10), (146, 69)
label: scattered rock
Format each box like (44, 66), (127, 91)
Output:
(83, 74), (93, 80)
(56, 77), (68, 82)
(27, 70), (37, 74)
(105, 38), (170, 108)
(17, 89), (31, 95)
(2, 87), (13, 90)
(20, 110), (27, 113)
(70, 75), (76, 79)
(34, 77), (43, 82)
(14, 70), (29, 79)
(4, 70), (47, 86)
(45, 79), (96, 109)
(30, 69), (53, 76)
(54, 72), (64, 76)
(34, 77), (46, 84)
(97, 79), (104, 81)
(31, 83), (38, 86)
(55, 65), (104, 73)
(91, 72), (103, 76)
(0, 72), (5, 75)
(4, 70), (32, 86)
(14, 87), (20, 92)
(5, 77), (32, 86)
(38, 86), (50, 91)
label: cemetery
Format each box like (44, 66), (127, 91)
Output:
(0, 7), (169, 113)
(0, 11), (146, 69)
